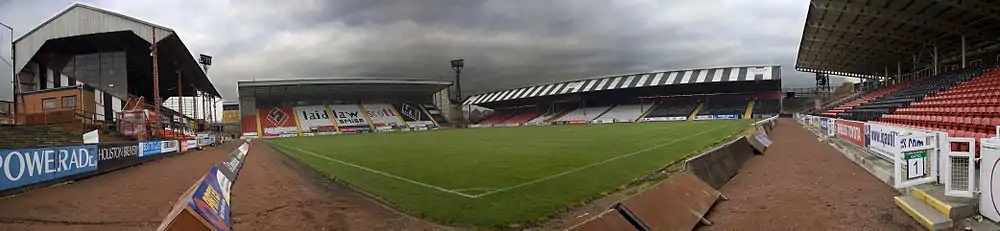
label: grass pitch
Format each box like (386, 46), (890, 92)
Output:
(267, 120), (751, 227)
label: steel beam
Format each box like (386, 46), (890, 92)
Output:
(807, 23), (931, 44)
(932, 0), (1000, 22)
(813, 0), (974, 35)
(802, 37), (915, 55)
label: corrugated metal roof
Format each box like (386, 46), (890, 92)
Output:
(14, 3), (175, 73)
(463, 65), (780, 105)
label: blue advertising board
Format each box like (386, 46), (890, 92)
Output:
(188, 167), (231, 231)
(713, 114), (740, 120)
(0, 145), (98, 191)
(139, 141), (163, 157)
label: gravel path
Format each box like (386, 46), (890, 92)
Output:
(0, 141), (239, 231)
(230, 141), (449, 231)
(699, 119), (921, 230)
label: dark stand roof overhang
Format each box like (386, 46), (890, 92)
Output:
(237, 78), (453, 103)
(13, 3), (219, 98)
(795, 0), (1000, 78)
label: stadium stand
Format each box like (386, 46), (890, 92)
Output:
(420, 103), (448, 126)
(552, 105), (613, 122)
(477, 110), (518, 125)
(645, 101), (698, 121)
(363, 103), (408, 130)
(881, 68), (1000, 138)
(753, 99), (780, 117)
(0, 125), (82, 149)
(529, 107), (574, 123)
(840, 69), (979, 121)
(594, 104), (653, 122)
(811, 92), (862, 114)
(697, 100), (748, 117)
(820, 79), (917, 117)
(501, 110), (543, 124)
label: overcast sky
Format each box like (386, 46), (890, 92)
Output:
(0, 0), (853, 102)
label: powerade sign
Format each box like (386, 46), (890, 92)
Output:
(139, 141), (163, 157)
(865, 123), (926, 159)
(0, 145), (98, 191)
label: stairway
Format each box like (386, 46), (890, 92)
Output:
(687, 102), (704, 121)
(894, 185), (977, 230)
(744, 100), (755, 119)
(0, 125), (83, 149)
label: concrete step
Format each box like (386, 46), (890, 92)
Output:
(909, 185), (977, 220)
(894, 195), (953, 231)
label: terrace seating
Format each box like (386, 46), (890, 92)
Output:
(0, 125), (83, 149)
(821, 79), (917, 117)
(501, 110), (543, 124)
(879, 67), (1000, 138)
(528, 108), (571, 123)
(646, 102), (698, 118)
(595, 104), (653, 122)
(811, 92), (861, 115)
(552, 105), (613, 122)
(477, 110), (518, 125)
(842, 70), (978, 121)
(697, 100), (747, 116)
(753, 99), (780, 116)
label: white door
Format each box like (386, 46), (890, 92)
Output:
(945, 137), (976, 198)
(979, 138), (1000, 221)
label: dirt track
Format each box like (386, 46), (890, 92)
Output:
(230, 141), (447, 231)
(699, 119), (921, 230)
(0, 140), (447, 231)
(0, 141), (239, 230)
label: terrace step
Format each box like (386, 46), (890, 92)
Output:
(894, 195), (952, 230)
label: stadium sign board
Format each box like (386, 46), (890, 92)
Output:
(865, 123), (929, 161)
(139, 141), (163, 157)
(162, 140), (179, 153)
(97, 142), (139, 173)
(713, 114), (739, 120)
(642, 116), (688, 122)
(693, 115), (714, 121)
(835, 119), (865, 146)
(0, 145), (98, 191)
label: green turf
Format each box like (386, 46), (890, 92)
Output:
(266, 120), (752, 228)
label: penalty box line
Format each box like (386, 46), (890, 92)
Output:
(469, 123), (733, 198)
(272, 143), (479, 198)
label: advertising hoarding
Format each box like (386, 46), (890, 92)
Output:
(0, 145), (98, 191)
(97, 142), (139, 173)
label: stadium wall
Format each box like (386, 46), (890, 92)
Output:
(569, 117), (777, 230)
(0, 137), (233, 197)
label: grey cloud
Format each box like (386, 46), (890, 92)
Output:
(3, 0), (826, 101)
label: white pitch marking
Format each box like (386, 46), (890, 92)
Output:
(470, 123), (733, 198)
(453, 187), (496, 193)
(272, 143), (478, 198)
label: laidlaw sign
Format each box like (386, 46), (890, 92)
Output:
(835, 119), (865, 146)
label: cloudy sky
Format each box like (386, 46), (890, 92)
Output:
(0, 0), (852, 102)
